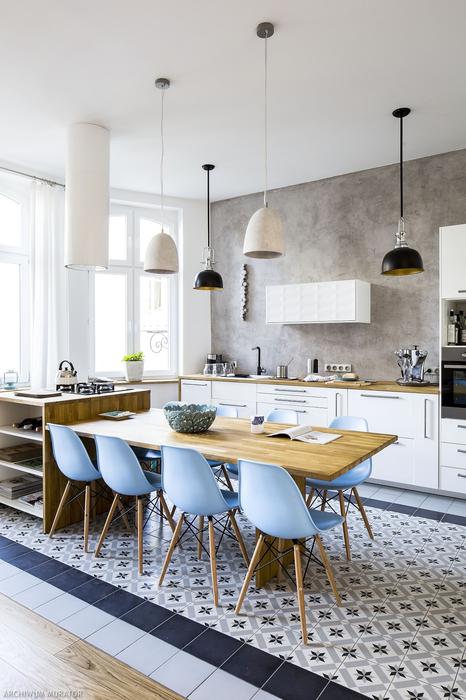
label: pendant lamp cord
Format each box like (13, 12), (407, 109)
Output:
(399, 113), (403, 221)
(160, 87), (165, 232)
(206, 167), (211, 248)
(263, 29), (268, 208)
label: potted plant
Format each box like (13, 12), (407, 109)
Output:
(122, 352), (144, 382)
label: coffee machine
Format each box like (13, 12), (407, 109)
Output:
(395, 346), (428, 385)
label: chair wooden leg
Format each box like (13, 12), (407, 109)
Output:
(306, 487), (315, 507)
(353, 487), (374, 539)
(83, 485), (91, 553)
(316, 534), (342, 606)
(159, 513), (184, 586)
(228, 510), (250, 565)
(208, 517), (219, 606)
(159, 491), (176, 533)
(95, 493), (120, 558)
(137, 497), (144, 575)
(235, 533), (265, 614)
(220, 465), (234, 491)
(197, 515), (204, 560)
(339, 490), (351, 560)
(294, 542), (308, 645)
(49, 481), (72, 538)
(321, 489), (327, 511)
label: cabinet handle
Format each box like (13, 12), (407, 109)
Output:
(457, 472), (466, 478)
(457, 449), (466, 454)
(295, 409), (308, 414)
(183, 382), (208, 386)
(274, 397), (307, 404)
(218, 402), (247, 408)
(273, 388), (307, 393)
(360, 393), (400, 399)
(458, 290), (466, 293)
(457, 425), (466, 429)
(424, 398), (431, 439)
(444, 365), (466, 369)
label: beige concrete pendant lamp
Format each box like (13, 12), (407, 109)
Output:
(243, 22), (284, 259)
(144, 78), (179, 274)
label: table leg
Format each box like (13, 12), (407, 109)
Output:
(255, 475), (306, 587)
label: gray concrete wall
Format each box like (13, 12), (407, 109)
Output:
(210, 149), (466, 380)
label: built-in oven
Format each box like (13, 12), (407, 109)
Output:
(441, 347), (466, 418)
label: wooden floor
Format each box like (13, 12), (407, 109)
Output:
(0, 593), (184, 700)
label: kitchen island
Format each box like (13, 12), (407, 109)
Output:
(0, 388), (150, 531)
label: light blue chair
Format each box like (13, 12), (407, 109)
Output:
(235, 459), (343, 645)
(208, 405), (239, 490)
(159, 445), (250, 606)
(306, 416), (373, 561)
(94, 434), (176, 574)
(48, 423), (104, 552)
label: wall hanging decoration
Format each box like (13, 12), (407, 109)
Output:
(240, 264), (248, 320)
(65, 123), (110, 270)
(381, 107), (424, 276)
(144, 78), (179, 274)
(193, 164), (223, 290)
(243, 22), (284, 259)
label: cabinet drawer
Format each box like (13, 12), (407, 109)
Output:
(371, 438), (415, 485)
(257, 384), (328, 402)
(180, 380), (212, 403)
(257, 402), (327, 426)
(211, 381), (256, 403)
(213, 399), (255, 419)
(439, 466), (466, 495)
(441, 418), (466, 445)
(348, 390), (414, 437)
(257, 393), (327, 409)
(440, 442), (466, 469)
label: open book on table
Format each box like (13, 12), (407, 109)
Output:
(268, 425), (341, 445)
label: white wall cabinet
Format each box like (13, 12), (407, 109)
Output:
(180, 379), (212, 404)
(440, 224), (466, 299)
(266, 279), (370, 325)
(348, 390), (438, 489)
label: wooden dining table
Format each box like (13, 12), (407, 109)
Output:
(65, 408), (397, 585)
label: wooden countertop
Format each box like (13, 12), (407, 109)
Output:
(65, 408), (396, 481)
(180, 375), (439, 395)
(0, 387), (149, 407)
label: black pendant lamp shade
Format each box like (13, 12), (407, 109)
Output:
(193, 164), (223, 291)
(381, 107), (424, 276)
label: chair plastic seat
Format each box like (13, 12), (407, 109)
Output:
(221, 490), (240, 510)
(132, 446), (161, 462)
(306, 460), (371, 490)
(226, 463), (238, 476)
(143, 471), (163, 492)
(208, 459), (225, 469)
(310, 508), (344, 531)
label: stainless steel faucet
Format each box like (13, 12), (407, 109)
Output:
(252, 346), (265, 375)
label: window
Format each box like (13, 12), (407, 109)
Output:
(91, 204), (178, 377)
(0, 176), (30, 383)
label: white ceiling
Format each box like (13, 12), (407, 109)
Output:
(1, 0), (465, 200)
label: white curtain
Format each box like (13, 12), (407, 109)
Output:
(30, 181), (69, 388)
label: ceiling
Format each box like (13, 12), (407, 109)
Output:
(1, 0), (465, 200)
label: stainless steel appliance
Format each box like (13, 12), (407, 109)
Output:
(395, 346), (428, 386)
(75, 381), (115, 395)
(56, 360), (78, 392)
(441, 347), (466, 418)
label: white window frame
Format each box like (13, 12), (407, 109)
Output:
(0, 177), (31, 383)
(90, 203), (178, 378)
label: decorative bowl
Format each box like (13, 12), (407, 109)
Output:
(163, 402), (217, 433)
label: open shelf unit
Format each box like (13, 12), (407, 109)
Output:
(0, 458), (42, 477)
(0, 492), (43, 518)
(0, 425), (43, 442)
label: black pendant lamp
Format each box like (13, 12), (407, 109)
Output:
(381, 107), (424, 276)
(193, 164), (223, 291)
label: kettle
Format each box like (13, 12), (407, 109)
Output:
(56, 360), (78, 387)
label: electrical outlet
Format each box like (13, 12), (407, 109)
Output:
(324, 363), (352, 373)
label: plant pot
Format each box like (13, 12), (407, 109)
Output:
(124, 361), (144, 382)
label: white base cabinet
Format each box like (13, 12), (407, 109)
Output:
(440, 418), (466, 495)
(256, 384), (347, 426)
(180, 380), (212, 404)
(347, 390), (438, 489)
